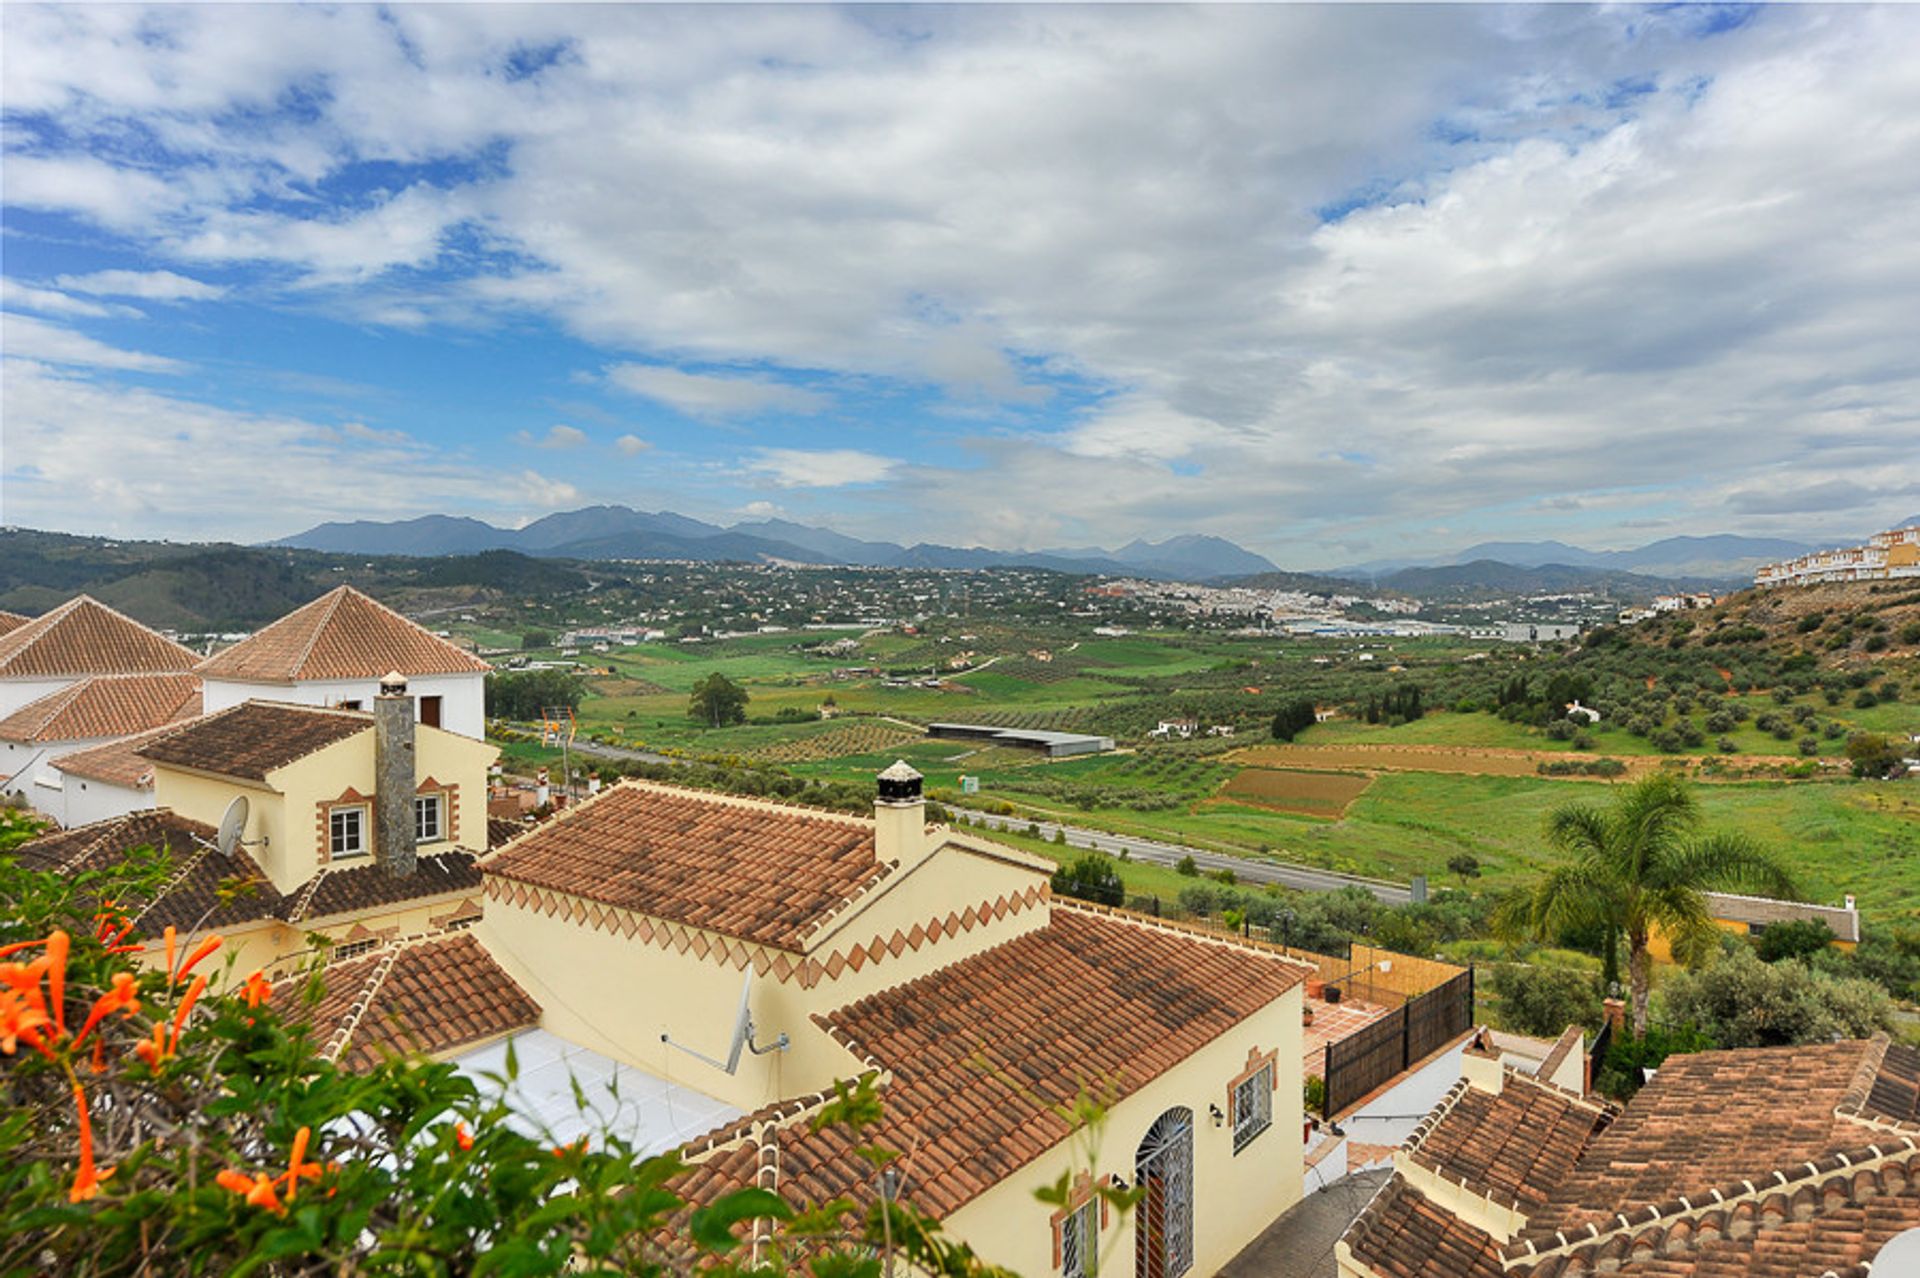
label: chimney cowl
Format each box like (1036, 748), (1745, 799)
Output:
(876, 759), (923, 804)
(379, 670), (409, 697)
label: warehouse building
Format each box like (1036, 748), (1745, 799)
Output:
(928, 722), (1116, 757)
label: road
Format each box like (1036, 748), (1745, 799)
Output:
(512, 729), (1411, 903)
(947, 807), (1412, 904)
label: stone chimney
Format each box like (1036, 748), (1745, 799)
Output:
(372, 670), (417, 879)
(873, 760), (925, 866)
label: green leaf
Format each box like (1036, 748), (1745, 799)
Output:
(689, 1187), (793, 1253)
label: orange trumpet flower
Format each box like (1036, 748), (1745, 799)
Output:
(173, 934), (223, 983)
(242, 970), (272, 1009)
(283, 1127), (318, 1203)
(45, 930), (69, 1036)
(163, 926), (177, 984)
(1, 986), (52, 1057)
(0, 938), (46, 960)
(454, 1121), (474, 1151)
(68, 1083), (112, 1203)
(135, 1021), (170, 1069)
(72, 973), (140, 1050)
(170, 974), (208, 1051)
(216, 1169), (286, 1215)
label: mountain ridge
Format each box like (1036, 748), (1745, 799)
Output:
(273, 506), (1281, 580)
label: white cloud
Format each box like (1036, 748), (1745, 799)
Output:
(7, 5), (1920, 558)
(614, 434), (652, 456)
(604, 365), (829, 418)
(0, 358), (578, 539)
(0, 279), (139, 319)
(745, 448), (898, 489)
(0, 315), (185, 373)
(53, 269), (226, 301)
(514, 424), (588, 450)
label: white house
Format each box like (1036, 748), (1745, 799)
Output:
(0, 596), (199, 721)
(196, 587), (492, 738)
(1565, 700), (1602, 724)
(2, 673), (201, 815)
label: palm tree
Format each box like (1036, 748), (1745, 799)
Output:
(1496, 773), (1797, 1038)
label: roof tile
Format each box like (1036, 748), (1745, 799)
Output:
(0, 672), (201, 743)
(0, 596), (198, 679)
(137, 700), (369, 781)
(196, 586), (490, 682)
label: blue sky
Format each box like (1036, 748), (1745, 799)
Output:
(3, 3), (1918, 568)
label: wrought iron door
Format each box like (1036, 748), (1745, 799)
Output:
(1134, 1108), (1194, 1278)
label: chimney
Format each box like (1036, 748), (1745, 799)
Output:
(1602, 997), (1626, 1034)
(873, 760), (925, 866)
(535, 768), (550, 808)
(1845, 894), (1858, 912)
(372, 670), (417, 879)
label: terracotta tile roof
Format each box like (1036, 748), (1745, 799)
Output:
(0, 611), (29, 636)
(1344, 1176), (1505, 1278)
(286, 850), (483, 923)
(483, 782), (891, 951)
(1523, 1041), (1882, 1241)
(1702, 890), (1862, 944)
(0, 673), (201, 743)
(284, 933), (540, 1071)
(681, 909), (1310, 1224)
(196, 586), (490, 683)
(137, 700), (369, 782)
(487, 814), (528, 849)
(49, 722), (188, 789)
(1403, 1074), (1615, 1209)
(8, 809), (288, 933)
(1340, 1037), (1920, 1278)
(0, 596), (199, 679)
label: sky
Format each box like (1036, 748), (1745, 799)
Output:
(3, 3), (1918, 569)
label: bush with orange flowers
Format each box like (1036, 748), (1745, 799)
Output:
(0, 843), (1042, 1277)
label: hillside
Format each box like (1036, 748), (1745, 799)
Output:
(1378, 559), (1722, 600)
(0, 530), (589, 631)
(1617, 579), (1920, 667)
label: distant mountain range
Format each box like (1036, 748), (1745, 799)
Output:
(272, 507), (1284, 582)
(1327, 532), (1889, 582)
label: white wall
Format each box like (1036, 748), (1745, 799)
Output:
(200, 672), (485, 739)
(0, 677), (80, 721)
(1337, 1039), (1472, 1151)
(3, 734), (116, 811)
(34, 772), (153, 828)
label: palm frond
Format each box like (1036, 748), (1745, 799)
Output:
(1662, 832), (1800, 901)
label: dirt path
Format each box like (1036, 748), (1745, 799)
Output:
(1229, 742), (1823, 780)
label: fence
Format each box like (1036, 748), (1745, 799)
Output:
(1322, 969), (1475, 1118)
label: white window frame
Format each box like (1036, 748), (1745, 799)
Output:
(1232, 1064), (1274, 1154)
(1060, 1198), (1097, 1278)
(329, 805), (369, 860)
(414, 793), (445, 843)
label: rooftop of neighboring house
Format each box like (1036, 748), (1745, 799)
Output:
(278, 932), (539, 1071)
(135, 700), (372, 782)
(49, 722), (189, 790)
(0, 672), (202, 744)
(0, 595), (199, 680)
(482, 780), (895, 953)
(1701, 889), (1862, 943)
(0, 611), (30, 637)
(676, 904), (1312, 1222)
(195, 586), (491, 683)
(1340, 1034), (1920, 1278)
(10, 809), (484, 934)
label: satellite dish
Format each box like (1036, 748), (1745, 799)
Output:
(1874, 1228), (1920, 1272)
(661, 969), (790, 1074)
(215, 796), (249, 858)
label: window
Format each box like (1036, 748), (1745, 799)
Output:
(1232, 1063), (1274, 1153)
(334, 938), (379, 961)
(419, 695), (443, 728)
(334, 699), (362, 711)
(329, 806), (367, 859)
(1059, 1199), (1097, 1278)
(414, 794), (444, 843)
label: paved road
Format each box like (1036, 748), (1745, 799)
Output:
(948, 807), (1412, 904)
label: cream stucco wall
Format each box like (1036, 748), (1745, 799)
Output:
(476, 830), (1058, 1112)
(942, 982), (1306, 1278)
(152, 719), (494, 895)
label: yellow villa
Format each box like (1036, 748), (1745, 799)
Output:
(13, 679), (497, 980)
(1645, 890), (1861, 962)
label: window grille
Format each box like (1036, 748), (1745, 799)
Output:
(1060, 1199), (1096, 1278)
(414, 794), (443, 842)
(1232, 1064), (1274, 1153)
(1135, 1108), (1194, 1278)
(334, 938), (379, 961)
(329, 807), (367, 859)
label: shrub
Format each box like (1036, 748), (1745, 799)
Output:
(1754, 917), (1836, 963)
(1718, 737), (1739, 753)
(1798, 736), (1820, 756)
(1051, 852), (1124, 907)
(1661, 947), (1894, 1049)
(1176, 855), (1199, 877)
(1856, 689), (1880, 709)
(1594, 1023), (1717, 1100)
(1488, 961), (1602, 1039)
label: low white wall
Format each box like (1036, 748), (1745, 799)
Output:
(1337, 1038), (1471, 1151)
(34, 773), (153, 828)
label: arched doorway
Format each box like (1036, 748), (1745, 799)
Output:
(1134, 1107), (1194, 1278)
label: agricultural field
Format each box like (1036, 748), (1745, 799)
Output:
(1218, 767), (1373, 817)
(1231, 742), (1654, 779)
